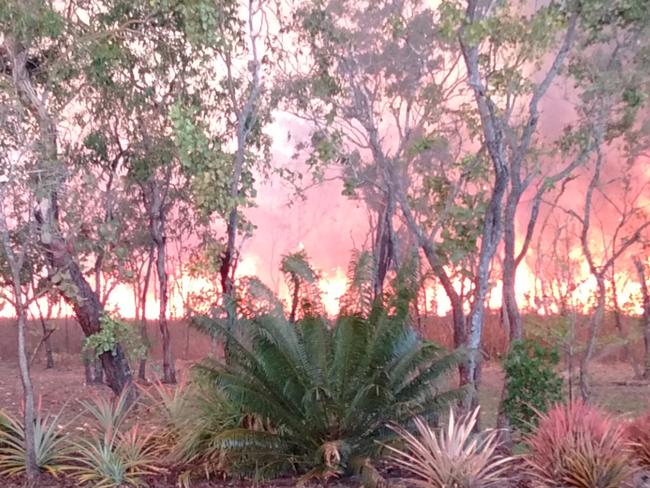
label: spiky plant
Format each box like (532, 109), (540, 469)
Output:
(66, 391), (164, 487)
(525, 401), (635, 488)
(144, 375), (241, 483)
(626, 412), (650, 468)
(385, 407), (513, 488)
(0, 408), (70, 477)
(192, 289), (465, 479)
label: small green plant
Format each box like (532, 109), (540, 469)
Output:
(0, 408), (70, 477)
(83, 314), (147, 366)
(66, 391), (164, 487)
(503, 339), (563, 432)
(385, 407), (513, 488)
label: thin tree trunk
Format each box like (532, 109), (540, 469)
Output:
(465, 160), (508, 413)
(579, 275), (606, 401)
(0, 193), (38, 481)
(147, 181), (175, 384)
(219, 4), (262, 360)
(634, 258), (650, 379)
(138, 245), (154, 381)
(611, 269), (642, 378)
(156, 234), (175, 383)
(502, 194), (523, 342)
(220, 212), (238, 359)
(17, 306), (38, 480)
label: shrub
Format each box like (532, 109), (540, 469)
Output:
(503, 339), (563, 432)
(66, 391), (164, 487)
(525, 401), (635, 488)
(192, 301), (464, 479)
(385, 407), (513, 488)
(0, 407), (69, 477)
(626, 412), (650, 468)
(144, 376), (241, 484)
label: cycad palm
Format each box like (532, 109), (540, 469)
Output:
(193, 293), (464, 478)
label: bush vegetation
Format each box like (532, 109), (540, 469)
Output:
(189, 294), (465, 480)
(503, 339), (563, 432)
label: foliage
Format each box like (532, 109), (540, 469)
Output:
(339, 250), (375, 316)
(167, 380), (243, 477)
(83, 314), (147, 366)
(280, 250), (323, 320)
(525, 401), (635, 488)
(66, 391), (164, 487)
(191, 291), (465, 479)
(385, 407), (513, 488)
(503, 340), (563, 432)
(0, 408), (69, 477)
(625, 412), (650, 468)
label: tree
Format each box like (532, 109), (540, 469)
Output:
(634, 256), (650, 378)
(0, 88), (47, 478)
(569, 153), (650, 400)
(0, 1), (136, 396)
(282, 0), (483, 388)
(171, 0), (274, 357)
(281, 250), (322, 322)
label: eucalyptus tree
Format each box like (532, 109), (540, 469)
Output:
(283, 0), (485, 387)
(438, 0), (650, 410)
(171, 0), (275, 345)
(0, 85), (51, 478)
(0, 0), (137, 395)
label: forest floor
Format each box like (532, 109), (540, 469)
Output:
(0, 357), (648, 487)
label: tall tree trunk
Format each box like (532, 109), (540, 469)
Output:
(138, 246), (154, 381)
(0, 193), (38, 481)
(611, 268), (642, 378)
(372, 192), (397, 301)
(465, 163), (507, 413)
(501, 193), (523, 343)
(579, 274), (606, 401)
(16, 306), (38, 481)
(219, 6), (262, 360)
(147, 182), (175, 384)
(634, 258), (650, 379)
(220, 210), (238, 360)
(156, 234), (175, 383)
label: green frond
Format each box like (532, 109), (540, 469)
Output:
(186, 280), (460, 480)
(280, 251), (318, 284)
(395, 347), (466, 402)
